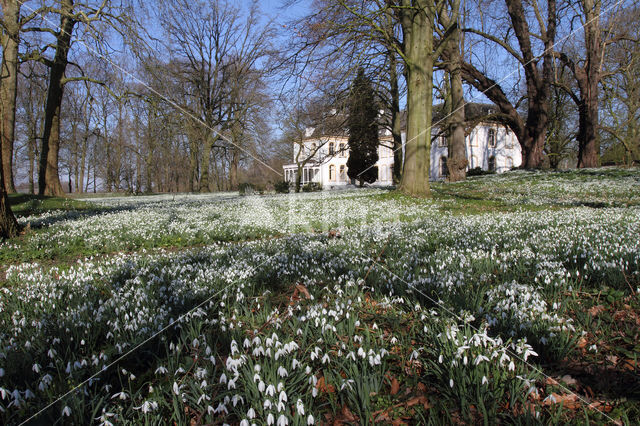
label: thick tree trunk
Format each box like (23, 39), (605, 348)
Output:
(39, 1), (76, 196)
(389, 54), (403, 184)
(441, 1), (467, 182)
(0, 148), (18, 238)
(577, 96), (600, 167)
(399, 1), (433, 197)
(576, 0), (601, 168)
(446, 71), (467, 181)
(386, 9), (403, 184)
(0, 0), (20, 193)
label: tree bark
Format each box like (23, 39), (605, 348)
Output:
(398, 0), (433, 197)
(0, 143), (18, 238)
(385, 9), (404, 184)
(38, 0), (76, 196)
(0, 0), (20, 193)
(441, 0), (467, 182)
(576, 0), (601, 168)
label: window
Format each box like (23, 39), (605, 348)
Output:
(470, 131), (478, 147)
(438, 135), (447, 147)
(488, 155), (496, 172)
(329, 165), (336, 181)
(505, 133), (514, 149)
(329, 142), (335, 156)
(339, 165), (346, 181)
(440, 156), (448, 178)
(488, 128), (496, 148)
(506, 156), (514, 169)
(470, 155), (478, 169)
(339, 143), (346, 157)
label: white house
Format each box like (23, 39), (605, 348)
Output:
(283, 104), (522, 188)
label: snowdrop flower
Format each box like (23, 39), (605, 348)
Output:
(154, 366), (168, 375)
(258, 381), (266, 393)
(136, 400), (158, 413)
(321, 354), (330, 364)
(214, 402), (228, 414)
(296, 399), (305, 416)
(267, 413), (275, 425)
(307, 414), (315, 424)
(247, 407), (256, 419)
(278, 366), (288, 377)
(279, 390), (287, 403)
(62, 406), (72, 417)
(449, 379), (454, 388)
(173, 382), (180, 395)
(240, 420), (250, 426)
(219, 373), (227, 384)
(266, 384), (276, 397)
(264, 399), (273, 409)
(277, 414), (288, 425)
(112, 392), (128, 400)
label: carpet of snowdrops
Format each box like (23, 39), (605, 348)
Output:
(1, 169), (639, 424)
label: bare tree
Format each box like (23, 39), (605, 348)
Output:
(458, 0), (557, 169)
(151, 0), (274, 192)
(555, 0), (632, 167)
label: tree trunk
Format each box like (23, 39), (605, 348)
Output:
(0, 0), (20, 193)
(576, 0), (601, 168)
(386, 9), (403, 184)
(200, 138), (212, 192)
(189, 140), (198, 192)
(28, 134), (36, 194)
(398, 1), (433, 198)
(230, 148), (239, 190)
(441, 0), (467, 182)
(39, 0), (76, 196)
(0, 147), (18, 238)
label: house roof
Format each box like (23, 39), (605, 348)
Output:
(304, 102), (502, 138)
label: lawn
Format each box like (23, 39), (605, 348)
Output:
(1, 168), (639, 424)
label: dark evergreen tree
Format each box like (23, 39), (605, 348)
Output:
(347, 68), (379, 185)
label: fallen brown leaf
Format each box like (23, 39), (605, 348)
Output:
(390, 377), (400, 395)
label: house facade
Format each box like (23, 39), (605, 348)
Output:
(283, 105), (522, 188)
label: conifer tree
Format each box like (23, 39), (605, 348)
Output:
(347, 68), (379, 185)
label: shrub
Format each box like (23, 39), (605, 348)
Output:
(238, 182), (254, 195)
(274, 181), (290, 193)
(302, 182), (322, 192)
(467, 167), (495, 177)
